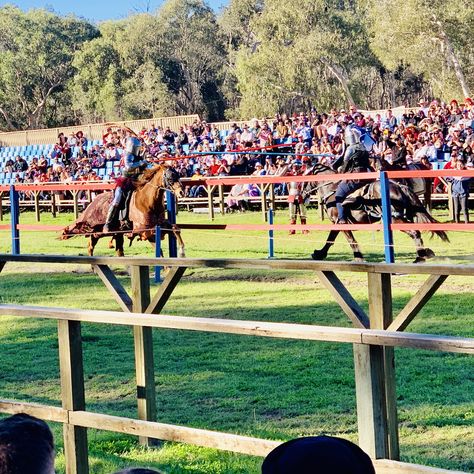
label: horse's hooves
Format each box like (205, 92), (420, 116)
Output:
(353, 257), (365, 263)
(312, 250), (327, 260)
(425, 248), (436, 259)
(413, 257), (426, 264)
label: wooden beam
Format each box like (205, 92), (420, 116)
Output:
(130, 265), (157, 446)
(145, 266), (186, 314)
(69, 411), (280, 457)
(367, 272), (399, 460)
(0, 399), (67, 423)
(92, 264), (132, 312)
(353, 342), (389, 459)
(57, 319), (89, 474)
(218, 184), (225, 215)
(388, 275), (448, 332)
(207, 185), (215, 220)
(373, 459), (467, 474)
(315, 271), (369, 328)
(1, 304), (473, 353)
(0, 254), (469, 277)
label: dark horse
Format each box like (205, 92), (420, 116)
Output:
(61, 164), (185, 256)
(302, 164), (448, 262)
(371, 156), (433, 210)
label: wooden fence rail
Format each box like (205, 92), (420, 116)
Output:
(0, 254), (472, 474)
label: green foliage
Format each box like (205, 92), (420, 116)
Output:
(0, 1), (472, 128)
(366, 0), (474, 100)
(0, 5), (98, 130)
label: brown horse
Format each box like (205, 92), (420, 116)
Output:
(302, 163), (448, 262)
(61, 164), (185, 257)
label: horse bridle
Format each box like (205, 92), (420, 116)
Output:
(148, 168), (181, 193)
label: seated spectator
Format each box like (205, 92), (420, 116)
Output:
(3, 159), (14, 173)
(261, 435), (375, 474)
(0, 413), (55, 474)
(226, 183), (251, 212)
(13, 155), (28, 172)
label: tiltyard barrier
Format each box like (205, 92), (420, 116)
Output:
(0, 255), (472, 474)
(1, 168), (473, 262)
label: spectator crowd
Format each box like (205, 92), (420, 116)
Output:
(1, 98), (473, 204)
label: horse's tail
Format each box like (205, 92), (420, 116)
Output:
(401, 186), (449, 242)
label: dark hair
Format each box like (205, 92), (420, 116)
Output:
(113, 469), (163, 474)
(0, 414), (54, 474)
(262, 436), (375, 474)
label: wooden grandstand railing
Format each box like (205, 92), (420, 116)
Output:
(0, 114), (200, 147)
(0, 255), (472, 474)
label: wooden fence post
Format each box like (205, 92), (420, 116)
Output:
(131, 265), (157, 446)
(368, 272), (399, 459)
(58, 320), (89, 474)
(354, 272), (399, 460)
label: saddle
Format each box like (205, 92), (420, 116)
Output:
(324, 182), (383, 220)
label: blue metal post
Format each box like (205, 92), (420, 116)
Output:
(380, 171), (395, 263)
(10, 185), (20, 255)
(268, 208), (274, 259)
(166, 190), (178, 258)
(154, 225), (162, 283)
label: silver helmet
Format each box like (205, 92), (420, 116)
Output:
(344, 125), (361, 146)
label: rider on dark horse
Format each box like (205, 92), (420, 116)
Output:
(333, 126), (372, 224)
(103, 129), (147, 233)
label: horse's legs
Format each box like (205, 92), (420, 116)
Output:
(312, 230), (340, 260)
(114, 233), (124, 257)
(393, 218), (434, 263)
(342, 230), (365, 262)
(88, 236), (98, 256)
(108, 238), (115, 249)
(173, 225), (186, 258)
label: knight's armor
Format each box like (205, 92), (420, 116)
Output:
(123, 136), (146, 177)
(334, 126), (371, 223)
(104, 135), (146, 232)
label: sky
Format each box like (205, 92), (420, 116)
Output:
(1, 0), (229, 21)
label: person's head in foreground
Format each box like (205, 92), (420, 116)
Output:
(0, 413), (55, 474)
(262, 435), (375, 474)
(113, 469), (163, 474)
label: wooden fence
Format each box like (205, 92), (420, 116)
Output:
(0, 115), (200, 147)
(0, 255), (472, 474)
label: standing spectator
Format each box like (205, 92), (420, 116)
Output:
(447, 158), (470, 223)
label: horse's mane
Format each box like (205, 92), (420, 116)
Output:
(310, 162), (337, 175)
(135, 165), (166, 189)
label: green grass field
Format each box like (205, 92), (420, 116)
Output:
(0, 208), (473, 473)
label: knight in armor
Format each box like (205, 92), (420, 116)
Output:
(103, 129), (147, 233)
(333, 126), (372, 224)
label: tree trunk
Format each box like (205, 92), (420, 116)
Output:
(433, 16), (471, 98)
(320, 58), (356, 107)
(0, 107), (15, 131)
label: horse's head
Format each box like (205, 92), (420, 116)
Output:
(163, 166), (185, 199)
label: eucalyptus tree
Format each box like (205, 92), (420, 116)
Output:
(0, 6), (98, 130)
(366, 0), (474, 100)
